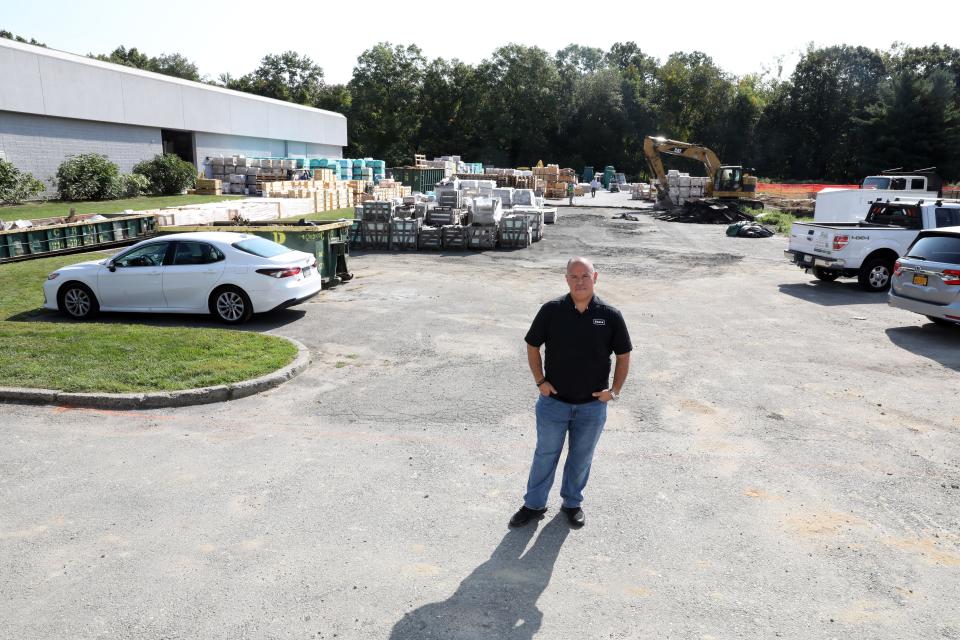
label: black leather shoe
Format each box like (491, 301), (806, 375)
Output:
(509, 506), (547, 527)
(561, 506), (585, 528)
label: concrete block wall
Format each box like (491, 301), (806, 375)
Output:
(0, 110), (162, 197)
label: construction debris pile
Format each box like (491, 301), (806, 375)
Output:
(350, 178), (557, 252)
(655, 199), (757, 224)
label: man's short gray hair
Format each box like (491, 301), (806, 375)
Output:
(566, 256), (595, 274)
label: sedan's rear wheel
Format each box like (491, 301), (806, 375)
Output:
(210, 286), (253, 324)
(57, 282), (99, 320)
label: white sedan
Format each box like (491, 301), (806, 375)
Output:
(43, 231), (322, 324)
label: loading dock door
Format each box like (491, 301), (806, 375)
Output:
(161, 130), (195, 164)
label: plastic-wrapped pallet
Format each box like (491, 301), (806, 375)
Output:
(542, 206), (558, 224)
(493, 187), (515, 208)
(513, 189), (537, 207)
(469, 197), (503, 226)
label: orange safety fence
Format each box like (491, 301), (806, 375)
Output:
(756, 183), (858, 197)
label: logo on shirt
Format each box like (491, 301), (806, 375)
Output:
(593, 319), (606, 326)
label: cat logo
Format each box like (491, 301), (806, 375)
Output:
(593, 319), (606, 326)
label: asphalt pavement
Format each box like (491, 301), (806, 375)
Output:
(2, 202), (959, 639)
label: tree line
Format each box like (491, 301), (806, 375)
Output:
(4, 30), (960, 182)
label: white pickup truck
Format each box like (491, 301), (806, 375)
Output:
(814, 173), (942, 222)
(785, 199), (960, 291)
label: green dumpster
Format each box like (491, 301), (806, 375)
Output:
(157, 221), (353, 287)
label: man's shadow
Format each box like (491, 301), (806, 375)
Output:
(390, 514), (571, 639)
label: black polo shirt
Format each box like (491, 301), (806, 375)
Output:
(524, 294), (632, 404)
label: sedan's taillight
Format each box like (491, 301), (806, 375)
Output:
(832, 235), (849, 251)
(257, 266), (302, 278)
(942, 269), (960, 285)
(893, 260), (902, 277)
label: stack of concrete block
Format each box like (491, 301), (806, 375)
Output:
(512, 207), (544, 242)
(441, 225), (466, 249)
(417, 225), (443, 250)
(665, 171), (709, 205)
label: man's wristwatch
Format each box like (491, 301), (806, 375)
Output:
(609, 389), (620, 400)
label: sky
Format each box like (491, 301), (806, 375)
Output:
(3, 0), (958, 85)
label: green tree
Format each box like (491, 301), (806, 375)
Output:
(227, 51), (325, 105)
(861, 70), (960, 179)
(92, 46), (200, 81)
(0, 29), (45, 47)
(472, 44), (561, 167)
(347, 43), (427, 165)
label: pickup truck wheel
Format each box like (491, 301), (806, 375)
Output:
(813, 268), (840, 282)
(858, 257), (894, 292)
(926, 315), (960, 327)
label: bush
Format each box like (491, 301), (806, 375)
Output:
(103, 173), (152, 200)
(55, 154), (119, 201)
(133, 153), (197, 195)
(0, 159), (46, 204)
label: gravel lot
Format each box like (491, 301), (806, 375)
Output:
(2, 202), (959, 639)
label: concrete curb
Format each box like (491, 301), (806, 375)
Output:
(0, 336), (311, 410)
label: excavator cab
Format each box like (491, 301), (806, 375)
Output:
(714, 166), (743, 193)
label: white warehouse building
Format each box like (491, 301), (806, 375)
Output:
(0, 39), (348, 196)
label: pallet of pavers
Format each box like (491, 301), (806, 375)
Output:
(418, 226), (443, 250)
(361, 220), (391, 249)
(362, 200), (394, 222)
(513, 208), (544, 241)
(390, 218), (420, 250)
(499, 215), (532, 249)
(441, 225), (466, 250)
(426, 207), (463, 226)
(465, 225), (498, 250)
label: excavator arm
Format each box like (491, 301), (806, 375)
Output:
(643, 136), (722, 197)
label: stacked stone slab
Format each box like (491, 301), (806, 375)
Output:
(665, 170), (709, 205)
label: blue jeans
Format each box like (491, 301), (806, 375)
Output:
(523, 395), (607, 510)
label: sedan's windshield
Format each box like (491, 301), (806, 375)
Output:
(232, 237), (293, 258)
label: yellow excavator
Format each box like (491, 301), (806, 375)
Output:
(643, 136), (761, 209)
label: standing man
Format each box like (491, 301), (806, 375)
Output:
(510, 257), (632, 529)
(590, 178), (599, 198)
(567, 181), (575, 206)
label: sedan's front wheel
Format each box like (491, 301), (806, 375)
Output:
(210, 286), (253, 324)
(57, 282), (99, 320)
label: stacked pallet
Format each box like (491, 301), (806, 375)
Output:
(194, 178), (222, 196)
(664, 170), (709, 205)
(499, 214), (532, 248)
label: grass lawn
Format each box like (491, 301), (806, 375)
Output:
(279, 207), (355, 223)
(0, 253), (297, 393)
(755, 208), (813, 235)
(0, 195), (245, 222)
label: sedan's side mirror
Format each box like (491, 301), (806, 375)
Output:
(107, 260), (117, 273)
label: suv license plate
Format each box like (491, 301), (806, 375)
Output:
(912, 274), (928, 286)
